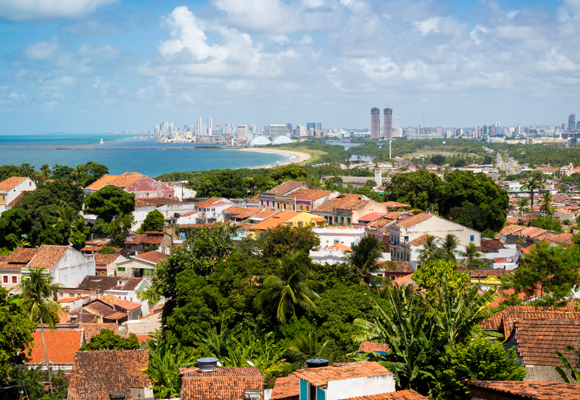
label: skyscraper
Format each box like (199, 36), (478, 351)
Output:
(383, 108), (392, 140)
(371, 108), (380, 139)
(316, 123), (322, 131)
(569, 114), (576, 131)
(197, 117), (202, 136)
(208, 117), (213, 136)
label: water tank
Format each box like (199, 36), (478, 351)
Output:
(197, 357), (218, 372)
(306, 358), (329, 368)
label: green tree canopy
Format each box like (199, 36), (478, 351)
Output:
(346, 236), (385, 284)
(269, 164), (309, 185)
(0, 208), (32, 249)
(384, 169), (441, 211)
(257, 224), (320, 260)
(139, 209), (165, 233)
(85, 186), (135, 223)
(191, 170), (248, 198)
(80, 329), (141, 351)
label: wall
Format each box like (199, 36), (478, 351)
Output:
(125, 176), (174, 199)
(352, 202), (389, 224)
(0, 177), (36, 213)
(325, 375), (396, 400)
(314, 227), (365, 250)
(51, 248), (96, 288)
(0, 269), (21, 293)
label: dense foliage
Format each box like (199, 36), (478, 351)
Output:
(80, 329), (141, 351)
(139, 210), (165, 233)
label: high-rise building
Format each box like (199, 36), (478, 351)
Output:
(436, 126), (442, 135)
(316, 123), (322, 131)
(371, 108), (380, 139)
(569, 114), (576, 131)
(383, 108), (392, 140)
(197, 117), (202, 136)
(237, 125), (247, 139)
(269, 124), (287, 137)
(208, 117), (213, 136)
(489, 125), (495, 136)
(287, 123), (293, 132)
(577, 121), (580, 130)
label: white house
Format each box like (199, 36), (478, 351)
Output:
(389, 213), (480, 263)
(313, 226), (366, 250)
(0, 176), (36, 214)
(293, 361), (396, 400)
(175, 210), (197, 225)
(133, 197), (197, 228)
(2, 246), (95, 294)
(195, 197), (233, 223)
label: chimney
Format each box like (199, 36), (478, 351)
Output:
(109, 391), (125, 400)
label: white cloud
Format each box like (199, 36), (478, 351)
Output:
(0, 0), (116, 21)
(415, 17), (441, 35)
(23, 37), (60, 60)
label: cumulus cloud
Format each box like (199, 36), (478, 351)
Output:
(0, 0), (116, 21)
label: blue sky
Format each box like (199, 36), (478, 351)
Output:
(0, 0), (579, 133)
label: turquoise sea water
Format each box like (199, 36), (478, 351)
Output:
(0, 135), (292, 177)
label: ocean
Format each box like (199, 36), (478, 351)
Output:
(0, 135), (292, 177)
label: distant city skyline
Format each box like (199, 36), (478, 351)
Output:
(1, 0), (580, 134)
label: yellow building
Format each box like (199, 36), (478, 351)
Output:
(248, 211), (327, 239)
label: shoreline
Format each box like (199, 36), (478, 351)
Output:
(238, 147), (311, 165)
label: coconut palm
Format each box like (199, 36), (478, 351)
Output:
(346, 236), (385, 284)
(417, 235), (444, 265)
(440, 234), (460, 261)
(459, 242), (483, 269)
(540, 191), (555, 216)
(255, 251), (323, 324)
(522, 177), (544, 210)
(517, 197), (530, 215)
(287, 333), (329, 359)
(16, 268), (63, 394)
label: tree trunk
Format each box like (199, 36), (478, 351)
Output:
(39, 322), (54, 394)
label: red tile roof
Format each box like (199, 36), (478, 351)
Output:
(104, 311), (128, 320)
(397, 213), (433, 228)
(0, 176), (27, 191)
(78, 276), (145, 291)
(358, 212), (387, 222)
(231, 207), (264, 220)
(196, 197), (227, 209)
(68, 350), (150, 400)
(500, 225), (525, 235)
(271, 375), (300, 400)
(135, 197), (182, 207)
(27, 330), (82, 365)
(98, 294), (121, 305)
(180, 367), (263, 400)
(249, 211), (299, 231)
(0, 248), (38, 269)
(80, 323), (119, 341)
(409, 234), (435, 247)
(548, 233), (573, 243)
(114, 299), (142, 311)
(343, 390), (427, 400)
(466, 380), (580, 399)
(480, 239), (505, 252)
(384, 201), (412, 208)
(393, 273), (414, 286)
(293, 362), (392, 387)
(253, 210), (278, 219)
(124, 234), (164, 245)
(514, 319), (580, 366)
(358, 341), (390, 353)
(27, 245), (69, 270)
(223, 206), (248, 215)
(85, 301), (116, 317)
(313, 194), (373, 213)
(86, 172), (146, 191)
(291, 188), (332, 201)
(134, 251), (168, 264)
(94, 254), (122, 266)
(266, 181), (306, 195)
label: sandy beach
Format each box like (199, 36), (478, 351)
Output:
(239, 147), (311, 165)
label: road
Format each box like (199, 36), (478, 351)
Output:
(496, 152), (518, 175)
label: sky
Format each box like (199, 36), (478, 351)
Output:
(0, 0), (579, 133)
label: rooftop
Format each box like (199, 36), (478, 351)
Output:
(250, 211), (299, 231)
(27, 330), (82, 365)
(27, 245), (70, 270)
(358, 212), (387, 223)
(291, 188), (333, 201)
(134, 250), (169, 264)
(68, 350), (150, 400)
(313, 194), (372, 213)
(266, 181), (308, 195)
(0, 248), (38, 269)
(358, 341), (391, 353)
(135, 197), (182, 207)
(80, 323), (119, 341)
(343, 390), (427, 400)
(480, 306), (579, 337)
(293, 362), (392, 387)
(78, 276), (145, 291)
(180, 367), (263, 400)
(124, 233), (165, 245)
(271, 375), (300, 400)
(97, 294), (121, 305)
(115, 299), (142, 311)
(0, 176), (27, 192)
(86, 172), (146, 191)
(397, 213), (434, 229)
(93, 254), (122, 266)
(196, 196), (227, 209)
(500, 225), (526, 235)
(466, 380), (580, 399)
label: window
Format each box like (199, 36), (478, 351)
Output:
(391, 276), (396, 280)
(298, 221), (303, 227)
(118, 268), (126, 273)
(69, 293), (75, 297)
(334, 240), (339, 244)
(60, 293), (64, 298)
(11, 276), (17, 284)
(283, 203), (287, 210)
(470, 235), (474, 242)
(346, 217), (351, 225)
(2, 276), (7, 284)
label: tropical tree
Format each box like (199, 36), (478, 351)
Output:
(346, 236), (385, 284)
(440, 234), (459, 261)
(539, 191), (555, 216)
(459, 242), (483, 269)
(417, 235), (444, 265)
(16, 268), (63, 395)
(138, 209), (165, 233)
(517, 197), (530, 215)
(522, 177), (544, 210)
(287, 333), (329, 360)
(555, 346), (580, 384)
(256, 251), (323, 324)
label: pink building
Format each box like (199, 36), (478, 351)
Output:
(85, 172), (174, 199)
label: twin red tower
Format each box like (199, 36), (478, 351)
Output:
(371, 107), (392, 140)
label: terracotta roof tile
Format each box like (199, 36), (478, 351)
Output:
(393, 273), (414, 286)
(480, 239), (505, 252)
(68, 308), (97, 323)
(181, 210), (198, 217)
(253, 210), (278, 219)
(94, 254), (121, 266)
(548, 233), (573, 243)
(291, 188), (333, 201)
(80, 323), (119, 341)
(180, 367), (263, 400)
(115, 299), (142, 311)
(134, 251), (168, 264)
(384, 212), (403, 220)
(7, 191), (26, 207)
(97, 294), (121, 305)
(328, 243), (352, 252)
(266, 181), (306, 195)
(26, 330), (82, 365)
(397, 213), (433, 229)
(0, 176), (27, 192)
(343, 390), (427, 400)
(135, 197), (181, 207)
(68, 350), (150, 400)
(500, 225), (526, 235)
(231, 207), (263, 220)
(516, 226), (548, 238)
(124, 233), (164, 245)
(469, 269), (513, 278)
(196, 197), (227, 209)
(358, 212), (387, 222)
(250, 211), (299, 231)
(480, 305), (579, 335)
(104, 311), (128, 320)
(85, 301), (116, 317)
(466, 380), (580, 399)
(358, 341), (391, 353)
(313, 194), (372, 213)
(28, 245), (69, 270)
(409, 234), (436, 247)
(293, 362), (392, 387)
(223, 206), (248, 215)
(271, 375), (300, 400)
(0, 248), (38, 269)
(78, 276), (145, 291)
(383, 201), (412, 208)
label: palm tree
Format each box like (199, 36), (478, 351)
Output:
(540, 191), (555, 216)
(459, 242), (483, 269)
(522, 177), (544, 210)
(417, 235), (443, 265)
(517, 197), (530, 216)
(16, 268), (63, 394)
(255, 251), (323, 324)
(346, 236), (385, 285)
(440, 234), (459, 261)
(287, 333), (329, 359)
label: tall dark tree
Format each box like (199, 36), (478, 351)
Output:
(346, 236), (385, 284)
(384, 169), (442, 211)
